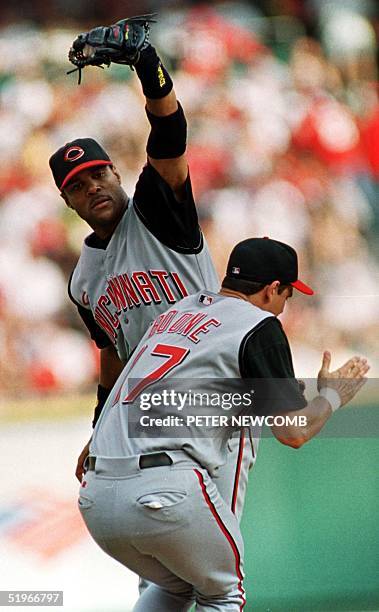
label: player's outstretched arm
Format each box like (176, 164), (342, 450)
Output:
(270, 353), (369, 448)
(134, 47), (188, 200)
(68, 16), (188, 201)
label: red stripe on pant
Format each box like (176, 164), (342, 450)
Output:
(194, 469), (246, 610)
(231, 429), (245, 515)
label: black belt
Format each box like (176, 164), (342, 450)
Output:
(86, 452), (173, 472)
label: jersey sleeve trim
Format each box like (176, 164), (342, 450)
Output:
(68, 268), (82, 308)
(68, 269), (112, 349)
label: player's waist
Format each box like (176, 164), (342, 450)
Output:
(85, 450), (199, 477)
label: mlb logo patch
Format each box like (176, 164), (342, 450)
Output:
(199, 294), (213, 306)
(232, 267), (240, 274)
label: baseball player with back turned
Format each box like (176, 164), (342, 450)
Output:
(79, 237), (369, 611)
(49, 15), (253, 535)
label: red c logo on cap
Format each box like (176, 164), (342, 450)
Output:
(64, 146), (85, 162)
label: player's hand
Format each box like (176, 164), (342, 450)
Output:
(317, 351), (370, 407)
(75, 439), (91, 483)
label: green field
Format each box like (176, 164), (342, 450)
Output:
(0, 392), (93, 423)
(242, 421), (379, 611)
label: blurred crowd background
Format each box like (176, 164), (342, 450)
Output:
(1, 0), (379, 397)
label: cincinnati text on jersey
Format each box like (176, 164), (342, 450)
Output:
(93, 270), (189, 341)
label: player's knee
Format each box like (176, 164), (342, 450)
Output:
(195, 574), (242, 598)
(195, 584), (245, 608)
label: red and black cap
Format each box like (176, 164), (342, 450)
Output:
(49, 138), (112, 191)
(226, 237), (314, 295)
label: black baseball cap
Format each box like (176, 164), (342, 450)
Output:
(225, 237), (314, 295)
(49, 138), (112, 191)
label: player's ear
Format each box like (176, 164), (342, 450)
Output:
(265, 281), (279, 302)
(110, 165), (122, 184)
(60, 191), (73, 209)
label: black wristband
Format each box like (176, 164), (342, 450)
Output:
(146, 102), (187, 159)
(92, 384), (111, 428)
(135, 45), (173, 99)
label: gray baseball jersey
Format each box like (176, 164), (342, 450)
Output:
(70, 197), (219, 362)
(91, 291), (272, 474)
(81, 292), (306, 609)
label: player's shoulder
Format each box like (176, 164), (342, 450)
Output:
(68, 247), (97, 309)
(68, 264), (83, 307)
(254, 316), (287, 342)
(238, 316), (294, 379)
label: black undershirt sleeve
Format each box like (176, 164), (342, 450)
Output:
(239, 317), (307, 415)
(75, 303), (112, 349)
(133, 162), (202, 253)
(68, 276), (112, 349)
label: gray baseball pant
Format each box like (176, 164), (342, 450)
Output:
(138, 430), (256, 596)
(79, 452), (246, 611)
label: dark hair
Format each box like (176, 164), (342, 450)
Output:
(277, 284), (292, 295)
(221, 277), (266, 295)
(222, 277), (291, 296)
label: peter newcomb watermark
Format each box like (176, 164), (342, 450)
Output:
(139, 414), (308, 428)
(0, 592), (63, 606)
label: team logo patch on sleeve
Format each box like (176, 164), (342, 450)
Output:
(231, 267), (240, 275)
(199, 294), (213, 306)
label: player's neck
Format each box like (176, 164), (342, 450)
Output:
(219, 287), (273, 313)
(219, 288), (250, 302)
(92, 197), (129, 240)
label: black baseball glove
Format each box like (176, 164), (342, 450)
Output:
(67, 14), (157, 83)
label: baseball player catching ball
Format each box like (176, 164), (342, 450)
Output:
(78, 237), (369, 611)
(49, 11), (255, 552)
(49, 14), (219, 478)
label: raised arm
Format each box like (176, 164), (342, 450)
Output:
(134, 42), (188, 200)
(68, 15), (188, 201)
